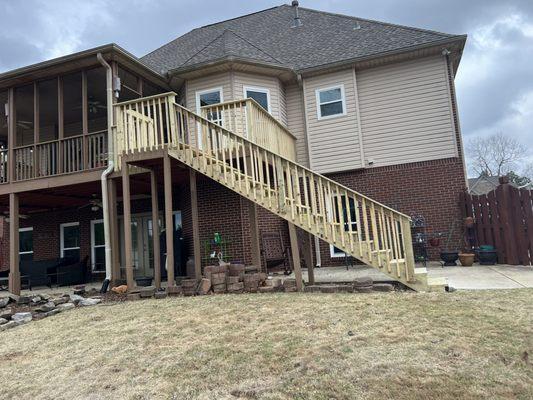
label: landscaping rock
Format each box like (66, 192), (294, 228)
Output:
(372, 283), (394, 292)
(228, 264), (245, 279)
(0, 297), (9, 308)
(0, 317), (7, 325)
(31, 295), (43, 304)
(304, 285), (322, 293)
(0, 308), (13, 320)
(154, 292), (168, 299)
(57, 303), (75, 312)
(0, 320), (17, 331)
(258, 286), (274, 293)
(227, 282), (244, 293)
(127, 293), (141, 301)
(211, 273), (227, 286)
(283, 279), (297, 288)
(44, 309), (61, 317)
(353, 277), (373, 288)
(212, 283), (227, 294)
(52, 297), (68, 306)
(139, 286), (156, 298)
(319, 285), (338, 293)
(69, 294), (84, 304)
(166, 285), (182, 296)
(353, 286), (373, 293)
(78, 298), (101, 307)
(12, 312), (32, 324)
(197, 279), (211, 295)
(227, 276), (240, 284)
(16, 296), (31, 305)
(35, 302), (56, 313)
(73, 285), (86, 295)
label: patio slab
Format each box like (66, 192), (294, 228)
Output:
(288, 262), (533, 290)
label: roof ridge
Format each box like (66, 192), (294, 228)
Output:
(224, 29), (284, 64)
(288, 4), (463, 38)
(141, 5), (282, 60)
(177, 30), (227, 68)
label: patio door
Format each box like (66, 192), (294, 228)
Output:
(120, 214), (157, 278)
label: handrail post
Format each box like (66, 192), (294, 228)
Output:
(245, 99), (254, 140)
(401, 218), (416, 282)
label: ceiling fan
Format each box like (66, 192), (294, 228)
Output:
(78, 194), (102, 212)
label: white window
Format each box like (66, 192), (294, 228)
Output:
(91, 220), (105, 272)
(315, 84), (346, 120)
(196, 87), (223, 123)
(60, 222), (80, 260)
(327, 195), (357, 258)
(243, 86), (270, 112)
(19, 227), (33, 255)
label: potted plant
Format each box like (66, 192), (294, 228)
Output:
(477, 245), (498, 265)
(440, 221), (459, 266)
(458, 251), (475, 267)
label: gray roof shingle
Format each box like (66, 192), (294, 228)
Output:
(141, 4), (465, 75)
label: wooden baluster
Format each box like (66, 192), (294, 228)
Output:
(335, 186), (345, 249)
(302, 169), (311, 230)
(361, 198), (370, 259)
(370, 203), (380, 265)
(343, 191), (355, 254)
(317, 178), (328, 239)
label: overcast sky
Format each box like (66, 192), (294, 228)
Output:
(1, 0), (532, 175)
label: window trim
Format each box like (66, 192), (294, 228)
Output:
(243, 86), (271, 112)
(195, 87), (224, 113)
(315, 84), (347, 120)
(60, 222), (80, 258)
(90, 219), (105, 272)
(19, 227), (34, 255)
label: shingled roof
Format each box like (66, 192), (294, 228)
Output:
(141, 4), (465, 75)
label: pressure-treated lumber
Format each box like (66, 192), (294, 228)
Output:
(9, 193), (20, 295)
(189, 169), (202, 280)
(150, 169), (161, 289)
(121, 159), (135, 291)
(163, 152), (175, 287)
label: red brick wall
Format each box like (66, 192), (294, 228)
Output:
(0, 157), (466, 273)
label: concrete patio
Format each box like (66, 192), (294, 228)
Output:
(290, 262), (533, 290)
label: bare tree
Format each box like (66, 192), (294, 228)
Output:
(467, 132), (526, 177)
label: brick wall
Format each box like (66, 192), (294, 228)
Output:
(0, 156), (466, 273)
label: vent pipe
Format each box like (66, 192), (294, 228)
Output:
(291, 0), (302, 28)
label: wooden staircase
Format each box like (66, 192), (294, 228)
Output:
(114, 92), (443, 292)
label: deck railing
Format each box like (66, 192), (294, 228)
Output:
(114, 92), (418, 287)
(201, 98), (297, 161)
(12, 131), (107, 181)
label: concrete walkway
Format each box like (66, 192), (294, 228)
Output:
(289, 262), (533, 290)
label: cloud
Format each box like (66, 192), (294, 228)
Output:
(0, 0), (531, 176)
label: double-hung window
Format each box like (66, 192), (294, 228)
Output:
(60, 222), (80, 260)
(196, 87), (223, 125)
(316, 85), (346, 120)
(243, 86), (270, 112)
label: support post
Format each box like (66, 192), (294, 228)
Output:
(121, 159), (135, 291)
(189, 169), (202, 280)
(247, 201), (262, 269)
(288, 222), (303, 292)
(108, 178), (120, 286)
(163, 153), (175, 287)
(8, 193), (20, 295)
(150, 169), (161, 289)
(303, 231), (315, 285)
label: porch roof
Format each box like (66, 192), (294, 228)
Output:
(0, 43), (169, 90)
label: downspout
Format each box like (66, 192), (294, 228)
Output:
(97, 52), (115, 292)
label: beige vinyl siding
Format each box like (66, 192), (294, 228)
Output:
(232, 72), (286, 125)
(357, 56), (458, 167)
(304, 69), (362, 174)
(285, 84), (308, 167)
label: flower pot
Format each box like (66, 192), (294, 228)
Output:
(135, 276), (153, 287)
(478, 250), (497, 265)
(458, 253), (475, 267)
(429, 237), (440, 247)
(440, 251), (459, 266)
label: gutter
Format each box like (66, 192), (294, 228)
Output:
(97, 53), (115, 293)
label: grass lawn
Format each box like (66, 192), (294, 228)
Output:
(1, 289), (532, 400)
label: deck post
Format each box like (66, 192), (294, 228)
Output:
(247, 201), (262, 269)
(288, 222), (303, 292)
(8, 192), (20, 295)
(163, 153), (175, 288)
(121, 159), (135, 291)
(150, 169), (161, 289)
(189, 169), (202, 280)
(303, 232), (315, 285)
(109, 178), (121, 286)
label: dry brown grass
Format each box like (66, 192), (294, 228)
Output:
(1, 289), (532, 400)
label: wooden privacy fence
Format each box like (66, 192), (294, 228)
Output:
(460, 177), (533, 265)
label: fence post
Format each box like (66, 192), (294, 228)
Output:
(498, 176), (518, 264)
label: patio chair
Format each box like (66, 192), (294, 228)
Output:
(20, 260), (53, 290)
(261, 231), (292, 275)
(56, 256), (89, 286)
